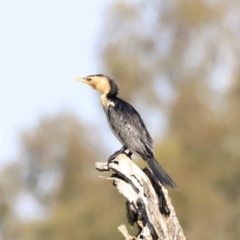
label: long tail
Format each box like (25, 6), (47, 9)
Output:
(147, 157), (177, 188)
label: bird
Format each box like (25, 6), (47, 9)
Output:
(74, 74), (177, 188)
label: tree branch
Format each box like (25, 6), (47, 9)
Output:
(95, 154), (186, 240)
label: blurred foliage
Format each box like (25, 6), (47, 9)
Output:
(1, 0), (240, 239)
(2, 113), (131, 240)
(102, 0), (240, 239)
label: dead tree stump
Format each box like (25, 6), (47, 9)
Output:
(95, 154), (186, 240)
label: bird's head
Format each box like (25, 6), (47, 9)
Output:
(74, 74), (119, 97)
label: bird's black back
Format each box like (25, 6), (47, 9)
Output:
(107, 97), (177, 188)
(107, 97), (154, 159)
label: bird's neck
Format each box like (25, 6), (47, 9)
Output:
(106, 79), (119, 98)
(100, 93), (116, 112)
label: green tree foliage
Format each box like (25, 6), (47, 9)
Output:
(99, 0), (240, 239)
(1, 113), (130, 240)
(0, 161), (23, 239)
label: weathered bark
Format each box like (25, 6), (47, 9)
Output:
(95, 154), (186, 240)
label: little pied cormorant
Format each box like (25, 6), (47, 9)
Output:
(74, 74), (176, 188)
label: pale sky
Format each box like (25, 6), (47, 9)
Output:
(0, 0), (113, 166)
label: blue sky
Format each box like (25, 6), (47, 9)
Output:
(0, 0), (113, 166)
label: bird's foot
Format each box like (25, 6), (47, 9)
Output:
(107, 146), (127, 169)
(126, 151), (133, 159)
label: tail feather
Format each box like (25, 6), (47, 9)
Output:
(147, 158), (177, 188)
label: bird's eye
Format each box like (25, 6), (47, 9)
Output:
(87, 78), (92, 81)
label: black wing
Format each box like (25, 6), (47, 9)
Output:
(107, 98), (153, 158)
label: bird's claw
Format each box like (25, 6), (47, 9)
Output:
(107, 150), (121, 168)
(107, 146), (128, 169)
(126, 151), (133, 159)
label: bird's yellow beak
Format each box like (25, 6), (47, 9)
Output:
(74, 77), (89, 85)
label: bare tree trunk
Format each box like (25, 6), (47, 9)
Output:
(95, 154), (186, 240)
